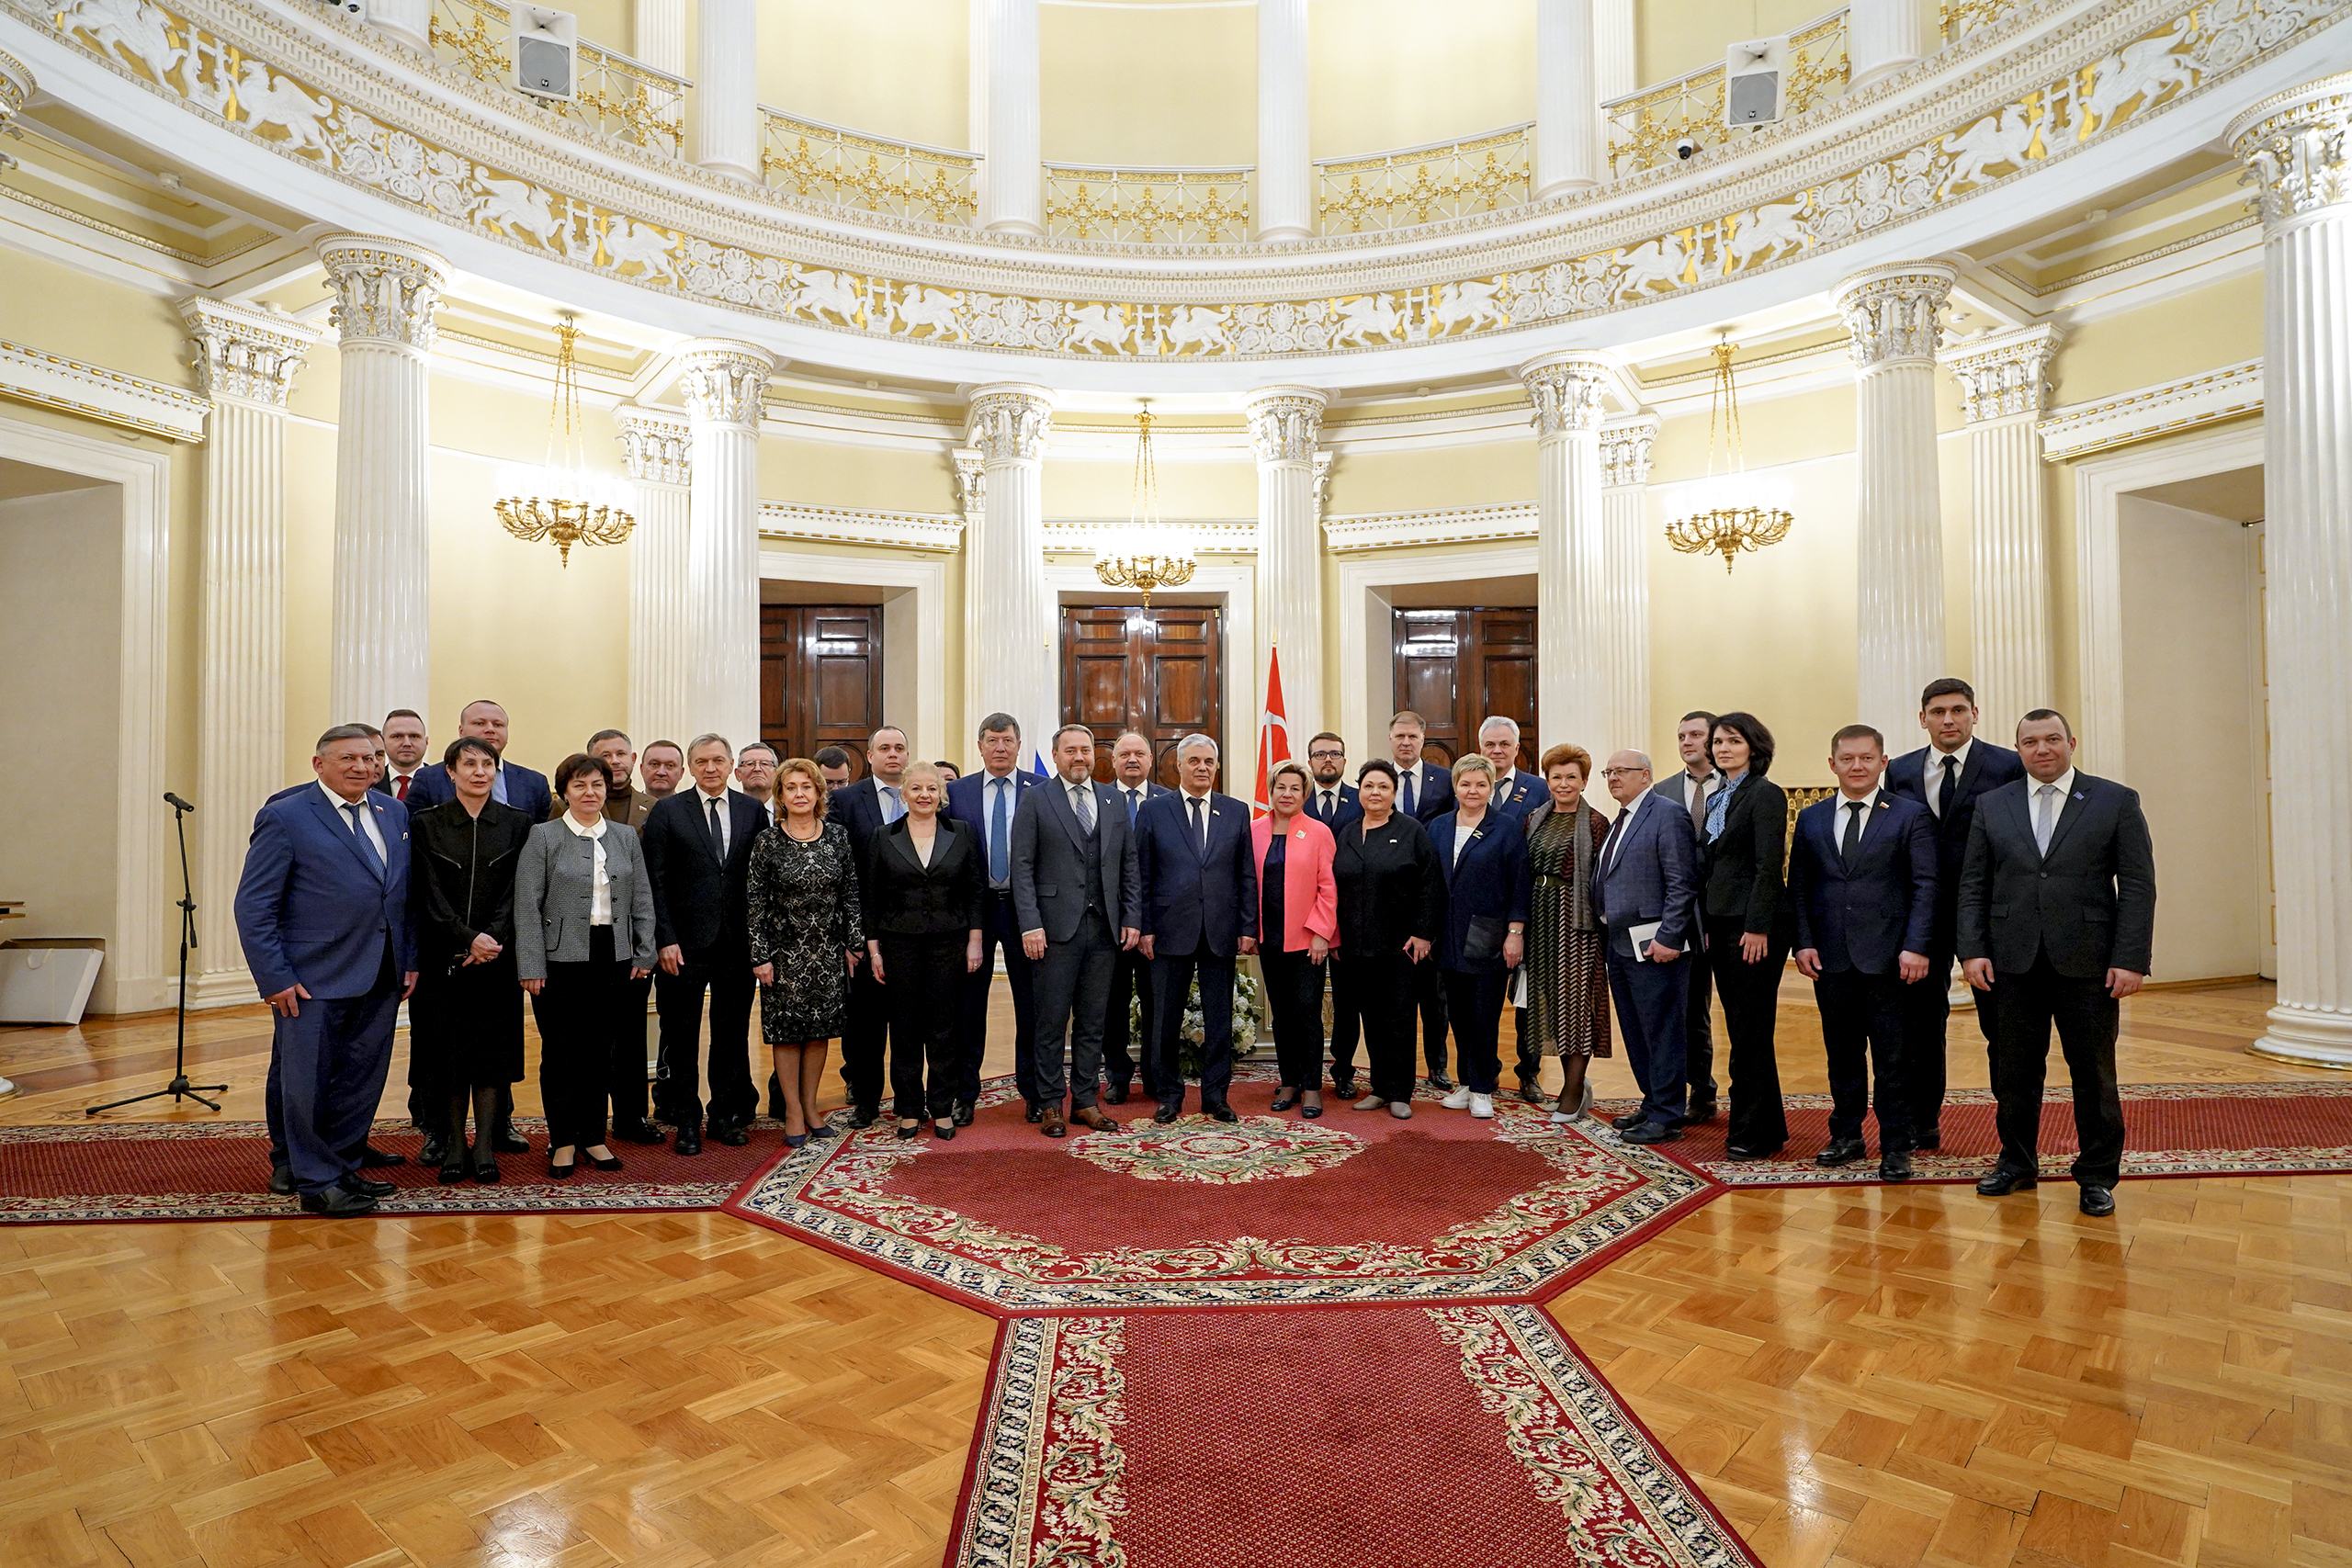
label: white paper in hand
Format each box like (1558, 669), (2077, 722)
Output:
(1628, 920), (1661, 961)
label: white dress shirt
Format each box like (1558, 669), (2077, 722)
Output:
(1180, 786), (1215, 846)
(1602, 787), (1652, 870)
(2030, 768), (2077, 852)
(1924, 739), (1973, 818)
(695, 784), (732, 856)
(319, 781), (388, 863)
(1316, 784), (1341, 818)
(563, 811), (613, 923)
(1832, 784), (1885, 850)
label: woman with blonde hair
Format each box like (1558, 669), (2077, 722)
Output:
(863, 760), (985, 1139)
(747, 756), (865, 1146)
(1427, 753), (1530, 1119)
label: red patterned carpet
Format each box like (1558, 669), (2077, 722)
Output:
(0, 1117), (785, 1221)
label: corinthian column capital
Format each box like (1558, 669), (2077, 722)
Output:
(966, 383), (1056, 462)
(2230, 74), (2352, 225)
(1942, 323), (2061, 423)
(177, 297), (321, 409)
(313, 234), (447, 352)
(0, 49), (32, 130)
(675, 340), (775, 428)
(1243, 384), (1327, 464)
(1520, 352), (1616, 438)
(1833, 262), (1956, 370)
(1600, 415), (1659, 487)
(616, 405), (693, 486)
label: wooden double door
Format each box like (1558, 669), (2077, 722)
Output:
(1060, 604), (1224, 786)
(1392, 607), (1538, 772)
(760, 604), (884, 775)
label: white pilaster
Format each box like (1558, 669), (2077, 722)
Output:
(695, 0), (759, 182)
(1849, 0), (1927, 87)
(1835, 261), (1954, 746)
(617, 405), (694, 753)
(1534, 0), (1599, 197)
(965, 386), (1057, 750)
(1943, 324), (2060, 733)
(677, 340), (774, 753)
(1246, 386), (1329, 743)
(315, 234), (443, 728)
(179, 297), (319, 1004)
(1592, 0), (1636, 100)
(1600, 414), (1658, 760)
(367, 0), (430, 53)
(1256, 0), (1311, 241)
(632, 0), (687, 75)
(2232, 77), (2352, 1066)
(979, 0), (1042, 234)
(1521, 355), (1615, 755)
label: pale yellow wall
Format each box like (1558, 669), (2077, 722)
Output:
(1041, 4), (1255, 165)
(1042, 456), (1258, 518)
(1311, 0), (1536, 156)
(751, 0), (971, 148)
(761, 432), (964, 512)
(1324, 441), (1540, 513)
(2051, 273), (2264, 406)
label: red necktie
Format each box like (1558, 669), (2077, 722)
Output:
(394, 774), (409, 801)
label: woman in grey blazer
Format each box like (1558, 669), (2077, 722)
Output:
(517, 753), (657, 1178)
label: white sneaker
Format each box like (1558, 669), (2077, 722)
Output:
(1469, 1093), (1495, 1119)
(1548, 1108), (1578, 1124)
(1441, 1085), (1473, 1111)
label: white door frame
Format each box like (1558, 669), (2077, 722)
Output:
(757, 547), (950, 763)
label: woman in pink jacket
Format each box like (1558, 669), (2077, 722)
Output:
(1254, 761), (1340, 1116)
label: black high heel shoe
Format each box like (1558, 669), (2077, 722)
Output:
(548, 1156), (576, 1180)
(586, 1149), (623, 1172)
(1300, 1097), (1324, 1120)
(1270, 1089), (1299, 1113)
(471, 1156), (501, 1184)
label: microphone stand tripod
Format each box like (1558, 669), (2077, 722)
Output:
(87, 795), (228, 1114)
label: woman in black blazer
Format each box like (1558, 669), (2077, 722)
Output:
(1428, 755), (1531, 1120)
(863, 761), (985, 1139)
(1700, 712), (1795, 1157)
(1331, 760), (1445, 1117)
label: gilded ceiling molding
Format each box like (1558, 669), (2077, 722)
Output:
(675, 339), (775, 428)
(757, 502), (962, 551)
(2231, 76), (2352, 220)
(0, 44), (30, 131)
(1942, 323), (2061, 423)
(313, 233), (447, 352)
(176, 296), (320, 408)
(1242, 385), (1327, 464)
(1599, 415), (1660, 486)
(1833, 263), (1956, 368)
(966, 385), (1055, 462)
(0, 336), (209, 439)
(1043, 517), (1258, 553)
(615, 404), (691, 486)
(1321, 502), (1542, 552)
(2036, 358), (2263, 458)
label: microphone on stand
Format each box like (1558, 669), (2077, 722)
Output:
(164, 792), (196, 813)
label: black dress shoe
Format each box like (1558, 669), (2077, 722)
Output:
(851, 1108), (880, 1130)
(1270, 1089), (1299, 1113)
(493, 1128), (532, 1155)
(1683, 1100), (1719, 1124)
(674, 1128), (704, 1156)
(1976, 1168), (2038, 1196)
(419, 1135), (447, 1167)
(1102, 1084), (1130, 1105)
(1153, 1101), (1182, 1124)
(711, 1122), (751, 1147)
(1611, 1112), (1648, 1132)
(300, 1186), (377, 1217)
(1331, 1077), (1357, 1101)
(1724, 1145), (1781, 1162)
(2078, 1185), (2116, 1216)
(1815, 1138), (1868, 1168)
(548, 1157), (576, 1180)
(1622, 1122), (1682, 1145)
(268, 1163), (294, 1196)
(933, 1122), (956, 1141)
(1427, 1076), (1456, 1094)
(613, 1119), (666, 1145)
(339, 1172), (397, 1200)
(587, 1150), (624, 1171)
(1518, 1086), (1547, 1107)
(356, 1144), (405, 1169)
(1204, 1103), (1239, 1124)
(1024, 1101), (1045, 1124)
(1879, 1151), (1914, 1182)
(437, 1156), (469, 1185)
(952, 1101), (975, 1127)
(471, 1157), (500, 1184)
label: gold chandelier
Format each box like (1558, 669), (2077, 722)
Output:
(1092, 408), (1195, 609)
(1665, 341), (1793, 573)
(496, 314), (635, 567)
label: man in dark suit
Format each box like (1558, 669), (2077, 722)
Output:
(946, 714), (1041, 1122)
(1012, 723), (1141, 1137)
(1959, 709), (2155, 1217)
(1303, 732), (1363, 1094)
(1479, 716), (1544, 818)
(1387, 709), (1453, 1087)
(404, 699), (553, 820)
(828, 724), (912, 1124)
(1790, 725), (1939, 1181)
(1593, 750), (1701, 1143)
(234, 725), (419, 1216)
(1134, 732), (1259, 1122)
(641, 733), (771, 1154)
(1649, 710), (1723, 1122)
(1885, 677), (2026, 1145)
(1101, 730), (1166, 1103)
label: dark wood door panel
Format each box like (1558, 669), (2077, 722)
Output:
(1391, 605), (1538, 775)
(1060, 604), (1224, 787)
(761, 603), (884, 775)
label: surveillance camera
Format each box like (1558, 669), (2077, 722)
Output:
(1674, 136), (1699, 161)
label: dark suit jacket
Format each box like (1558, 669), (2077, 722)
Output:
(830, 776), (897, 865)
(1957, 772), (2156, 979)
(1395, 758), (1454, 822)
(640, 787), (769, 952)
(1789, 792), (1938, 974)
(1303, 781), (1363, 835)
(1593, 792), (1701, 958)
(1133, 789), (1259, 956)
(1487, 771), (1543, 819)
(1106, 778), (1167, 829)
(1011, 776), (1142, 943)
(1428, 809), (1531, 974)
(1698, 774), (1793, 941)
(863, 817), (985, 937)
(946, 768), (1041, 885)
(405, 758), (553, 821)
(1887, 741), (2027, 951)
(233, 785), (416, 999)
(1332, 813), (1445, 956)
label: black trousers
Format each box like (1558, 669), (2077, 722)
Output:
(1704, 917), (1790, 1150)
(881, 933), (966, 1120)
(1326, 956), (1362, 1086)
(842, 963), (890, 1115)
(1684, 945), (1718, 1104)
(1341, 952), (1419, 1102)
(1441, 968), (1508, 1095)
(1899, 942), (1997, 1138)
(1149, 950), (1237, 1108)
(532, 929), (630, 1149)
(1260, 946), (1328, 1089)
(1414, 955), (1451, 1079)
(1990, 953), (2124, 1189)
(610, 971), (653, 1126)
(1035, 908), (1115, 1109)
(1813, 968), (1914, 1152)
(1102, 940), (1154, 1098)
(958, 889), (1038, 1107)
(654, 936), (757, 1130)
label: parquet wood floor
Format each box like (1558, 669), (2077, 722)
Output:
(0, 977), (2340, 1567)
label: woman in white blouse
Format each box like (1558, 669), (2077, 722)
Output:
(516, 753), (656, 1179)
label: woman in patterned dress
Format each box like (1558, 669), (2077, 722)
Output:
(1521, 744), (1611, 1122)
(748, 756), (865, 1147)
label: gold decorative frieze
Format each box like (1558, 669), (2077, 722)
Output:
(0, 335), (210, 439)
(758, 502), (961, 551)
(2036, 359), (2263, 459)
(1321, 502), (1541, 552)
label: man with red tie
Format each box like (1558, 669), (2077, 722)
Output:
(377, 710), (429, 802)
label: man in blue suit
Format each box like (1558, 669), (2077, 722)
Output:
(1478, 716), (1544, 818)
(829, 725), (911, 1124)
(1593, 750), (1701, 1143)
(946, 713), (1043, 1121)
(234, 725), (419, 1216)
(1884, 677), (2026, 1145)
(1791, 724), (1940, 1180)
(405, 699), (553, 821)
(1302, 733), (1363, 834)
(1134, 732), (1259, 1122)
(1100, 730), (1168, 1103)
(1387, 710), (1454, 1088)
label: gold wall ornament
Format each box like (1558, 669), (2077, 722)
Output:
(495, 314), (635, 566)
(1093, 410), (1195, 609)
(1666, 344), (1794, 573)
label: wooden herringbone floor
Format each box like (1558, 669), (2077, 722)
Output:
(0, 978), (2343, 1566)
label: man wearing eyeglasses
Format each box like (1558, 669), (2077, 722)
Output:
(1593, 750), (1702, 1144)
(1302, 733), (1363, 1096)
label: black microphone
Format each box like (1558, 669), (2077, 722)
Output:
(164, 792), (196, 813)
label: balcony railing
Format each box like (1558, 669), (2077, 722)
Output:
(760, 110), (979, 225)
(1939, 0), (2025, 39)
(1043, 164), (1252, 243)
(427, 0), (686, 158)
(1313, 124), (1532, 235)
(1602, 7), (1849, 177)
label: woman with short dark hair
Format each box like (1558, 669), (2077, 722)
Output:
(1330, 759), (1444, 1116)
(1700, 711), (1794, 1158)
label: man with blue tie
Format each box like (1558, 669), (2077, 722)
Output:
(945, 714), (1040, 1122)
(829, 725), (911, 1124)
(234, 725), (419, 1216)
(1479, 716), (1544, 818)
(1592, 750), (1701, 1143)
(1100, 730), (1165, 1104)
(402, 699), (553, 820)
(1134, 733), (1260, 1122)
(1387, 710), (1454, 1089)
(1790, 725), (1939, 1180)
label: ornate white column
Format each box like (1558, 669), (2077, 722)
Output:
(316, 234), (444, 728)
(179, 298), (319, 1003)
(1835, 262), (1954, 745)
(616, 406), (694, 751)
(1600, 414), (1658, 760)
(1521, 355), (1615, 754)
(2233, 78), (2352, 1066)
(965, 388), (1057, 749)
(1849, 0), (1927, 87)
(695, 0), (759, 182)
(1942, 324), (2059, 733)
(1246, 386), (1329, 744)
(952, 446), (990, 742)
(676, 341), (774, 752)
(1256, 0), (1311, 241)
(1534, 0), (1600, 197)
(367, 0), (429, 53)
(632, 0), (687, 75)
(979, 0), (1042, 234)
(1593, 0), (1636, 99)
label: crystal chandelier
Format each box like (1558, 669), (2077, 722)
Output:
(1092, 408), (1195, 609)
(1665, 341), (1793, 573)
(496, 313), (635, 567)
